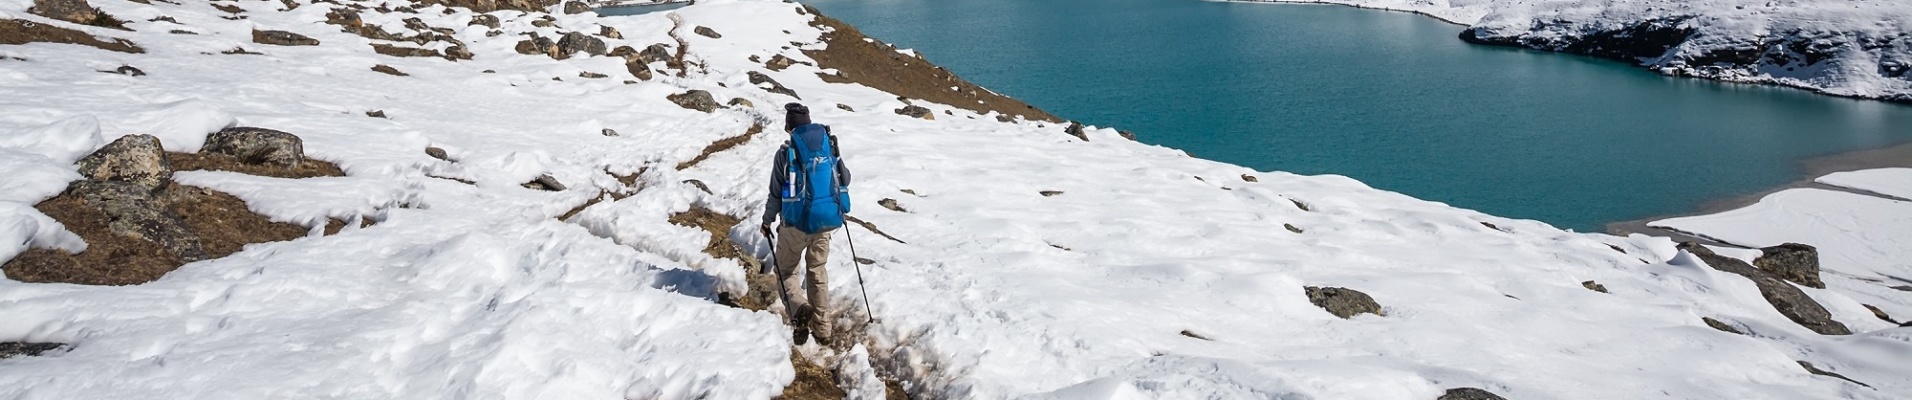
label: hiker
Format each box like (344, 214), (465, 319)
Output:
(760, 102), (852, 345)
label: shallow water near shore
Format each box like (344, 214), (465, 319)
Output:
(793, 0), (1912, 232)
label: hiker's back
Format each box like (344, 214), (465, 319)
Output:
(780, 124), (850, 233)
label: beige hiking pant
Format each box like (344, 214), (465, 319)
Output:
(774, 225), (833, 336)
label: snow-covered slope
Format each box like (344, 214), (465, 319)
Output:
(1235, 0), (1912, 103)
(2, 0), (1909, 398)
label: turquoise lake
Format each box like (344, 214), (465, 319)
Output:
(787, 0), (1912, 232)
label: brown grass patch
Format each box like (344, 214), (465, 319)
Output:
(0, 19), (143, 53)
(843, 215), (904, 244)
(781, 350), (848, 400)
(3, 184), (307, 285)
(169, 152), (345, 178)
(677, 124), (764, 170)
(802, 8), (1057, 123)
(668, 206), (746, 262)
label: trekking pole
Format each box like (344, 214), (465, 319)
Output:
(843, 219), (875, 324)
(767, 229), (794, 323)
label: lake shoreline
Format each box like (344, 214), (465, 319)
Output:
(1605, 141), (1912, 244)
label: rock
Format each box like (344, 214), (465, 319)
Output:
(76, 134), (170, 191)
(562, 0), (590, 14)
(514, 39), (544, 56)
(836, 103), (854, 112)
(578, 71), (606, 79)
(203, 127), (305, 168)
(693, 26), (721, 38)
(424, 147), (450, 161)
(366, 110), (387, 118)
(879, 198), (906, 212)
(1064, 121), (1088, 141)
(638, 43), (673, 64)
(746, 71), (799, 99)
(1753, 243), (1823, 289)
(1581, 280), (1608, 293)
(1862, 304), (1898, 324)
(371, 64), (407, 76)
(1702, 317), (1743, 334)
(1117, 129), (1137, 141)
(609, 45), (638, 60)
(1799, 361), (1873, 388)
(557, 31), (606, 57)
(251, 29), (319, 46)
(0, 342), (64, 359)
(1039, 190), (1063, 197)
(469, 14), (499, 28)
(601, 128), (619, 137)
(67, 180), (207, 262)
(1677, 242), (1851, 335)
(625, 59), (653, 81)
(443, 45), (473, 61)
(29, 0), (106, 26)
(895, 105), (933, 120)
(1284, 223), (1303, 233)
(766, 54), (799, 71)
(1437, 388), (1508, 400)
(531, 19), (556, 28)
(371, 43), (440, 58)
(525, 174), (565, 191)
(728, 98), (753, 108)
(667, 90), (720, 113)
(599, 25), (621, 39)
(401, 17), (430, 31)
(1241, 174), (1258, 182)
(112, 65), (144, 76)
(1304, 286), (1382, 319)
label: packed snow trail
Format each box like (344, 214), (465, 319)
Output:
(1, 0), (1908, 399)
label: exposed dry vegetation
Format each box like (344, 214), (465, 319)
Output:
(2, 184), (307, 285)
(0, 19), (143, 53)
(677, 124), (764, 170)
(802, 7), (1057, 123)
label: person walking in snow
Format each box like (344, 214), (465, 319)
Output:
(760, 102), (852, 346)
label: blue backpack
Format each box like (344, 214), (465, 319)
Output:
(780, 124), (850, 233)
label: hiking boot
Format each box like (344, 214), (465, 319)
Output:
(790, 304), (815, 345)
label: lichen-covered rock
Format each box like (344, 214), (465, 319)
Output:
(203, 127), (305, 168)
(727, 98), (753, 108)
(766, 54), (800, 71)
(67, 180), (207, 262)
(252, 29), (319, 46)
(1064, 121), (1087, 141)
(625, 59), (653, 81)
(1678, 242), (1850, 335)
(29, 0), (104, 26)
(425, 146), (450, 161)
(562, 1), (591, 14)
(557, 31), (605, 57)
(747, 71), (798, 99)
(76, 134), (170, 191)
(468, 14), (499, 28)
(1754, 243), (1823, 289)
(693, 26), (721, 38)
(668, 90), (720, 113)
(638, 43), (673, 64)
(894, 105), (933, 120)
(599, 25), (621, 39)
(1304, 286), (1382, 319)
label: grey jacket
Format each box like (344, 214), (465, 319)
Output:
(763, 127), (851, 227)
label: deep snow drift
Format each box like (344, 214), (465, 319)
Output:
(1236, 0), (1912, 103)
(2, 0), (1909, 398)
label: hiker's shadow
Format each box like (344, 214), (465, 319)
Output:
(650, 267), (723, 300)
(648, 226), (775, 304)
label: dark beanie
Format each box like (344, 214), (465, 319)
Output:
(784, 102), (811, 132)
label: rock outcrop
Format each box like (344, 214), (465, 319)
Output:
(203, 127), (306, 168)
(747, 71), (798, 98)
(668, 90), (720, 113)
(1753, 243), (1823, 289)
(76, 134), (171, 191)
(252, 29), (319, 46)
(1304, 286), (1383, 319)
(0, 342), (64, 359)
(1677, 242), (1850, 335)
(557, 31), (606, 57)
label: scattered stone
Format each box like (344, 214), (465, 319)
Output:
(557, 31), (606, 56)
(530, 19), (556, 28)
(514, 38), (546, 56)
(578, 71), (606, 79)
(1798, 361), (1872, 388)
(252, 29), (319, 46)
(1862, 304), (1898, 324)
(1480, 221), (1503, 232)
(1179, 330), (1212, 341)
(562, 0), (590, 14)
(693, 26), (720, 38)
(609, 45), (638, 59)
(879, 198), (907, 213)
(600, 128), (619, 137)
(667, 90), (720, 113)
(1304, 286), (1382, 319)
(1581, 280), (1609, 293)
(169, 29), (195, 35)
(219, 47), (263, 55)
(1678, 242), (1851, 335)
(109, 65), (144, 76)
(625, 59), (653, 80)
(682, 179), (711, 194)
(371, 64), (407, 76)
(1437, 388), (1508, 400)
(1753, 243), (1824, 289)
(1702, 317), (1743, 334)
(1241, 174), (1259, 182)
(76, 134), (170, 191)
(746, 71), (799, 98)
(895, 105), (932, 120)
(836, 103), (854, 112)
(638, 43), (673, 64)
(486, 30), (502, 37)
(765, 54), (804, 71)
(203, 127), (305, 168)
(0, 342), (64, 359)
(1284, 223), (1303, 234)
(1039, 190), (1063, 197)
(1064, 121), (1088, 141)
(371, 43), (440, 58)
(1117, 129), (1137, 141)
(148, 15), (177, 24)
(424, 147), (450, 161)
(211, 3), (244, 14)
(366, 110), (387, 118)
(443, 45), (473, 61)
(522, 174), (565, 191)
(413, 0), (559, 13)
(1290, 199), (1311, 211)
(728, 98), (753, 108)
(599, 25), (621, 39)
(469, 14), (499, 28)
(0, 19), (144, 53)
(30, 0), (124, 29)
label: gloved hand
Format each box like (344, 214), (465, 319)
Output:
(760, 223), (774, 240)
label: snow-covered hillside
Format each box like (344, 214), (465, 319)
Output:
(2, 0), (1909, 398)
(1236, 0), (1912, 103)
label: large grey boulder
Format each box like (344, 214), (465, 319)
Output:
(557, 31), (606, 57)
(203, 127), (305, 168)
(1304, 286), (1383, 319)
(76, 134), (171, 192)
(68, 180), (207, 262)
(1754, 243), (1823, 289)
(1678, 242), (1849, 335)
(668, 90), (720, 113)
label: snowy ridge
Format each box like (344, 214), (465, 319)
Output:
(1230, 0), (1912, 103)
(1, 0), (1909, 398)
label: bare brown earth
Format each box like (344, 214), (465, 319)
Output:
(0, 19), (143, 53)
(802, 7), (1059, 123)
(677, 124), (765, 170)
(169, 152), (347, 179)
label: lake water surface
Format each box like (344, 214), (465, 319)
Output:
(794, 0), (1912, 231)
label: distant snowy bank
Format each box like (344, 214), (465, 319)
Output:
(1232, 0), (1912, 103)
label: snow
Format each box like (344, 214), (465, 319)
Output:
(1, 0), (1908, 398)
(1819, 167), (1912, 199)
